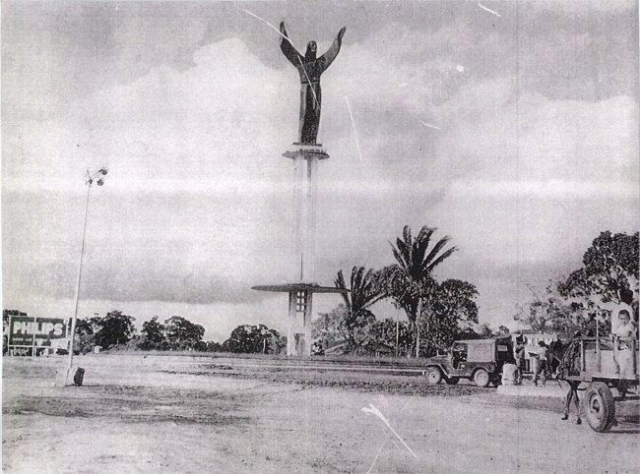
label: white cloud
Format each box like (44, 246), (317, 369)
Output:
(518, 94), (639, 182)
(419, 82), (638, 327)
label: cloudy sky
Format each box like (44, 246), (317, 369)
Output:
(3, 0), (638, 341)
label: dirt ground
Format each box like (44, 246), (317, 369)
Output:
(3, 355), (639, 473)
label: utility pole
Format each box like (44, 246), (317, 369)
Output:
(65, 168), (107, 385)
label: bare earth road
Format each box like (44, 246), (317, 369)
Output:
(3, 355), (639, 473)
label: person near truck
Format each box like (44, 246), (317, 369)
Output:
(560, 331), (582, 424)
(532, 340), (548, 387)
(514, 331), (527, 385)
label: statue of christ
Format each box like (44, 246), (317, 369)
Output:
(280, 22), (346, 145)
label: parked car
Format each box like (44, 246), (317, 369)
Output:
(423, 337), (515, 387)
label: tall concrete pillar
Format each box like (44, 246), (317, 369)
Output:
(293, 154), (306, 280)
(284, 145), (328, 285)
(306, 155), (319, 283)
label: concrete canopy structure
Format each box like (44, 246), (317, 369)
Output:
(253, 283), (348, 356)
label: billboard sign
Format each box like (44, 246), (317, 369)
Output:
(8, 316), (68, 347)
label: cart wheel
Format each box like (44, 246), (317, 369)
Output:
(445, 376), (459, 385)
(584, 382), (616, 432)
(425, 367), (442, 385)
(473, 369), (490, 388)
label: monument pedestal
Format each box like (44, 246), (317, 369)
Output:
(282, 143), (330, 161)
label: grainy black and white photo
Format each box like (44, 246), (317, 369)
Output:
(2, 1), (639, 472)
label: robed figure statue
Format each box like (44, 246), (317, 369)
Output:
(280, 22), (346, 145)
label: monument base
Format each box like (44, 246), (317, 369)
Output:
(283, 143), (330, 160)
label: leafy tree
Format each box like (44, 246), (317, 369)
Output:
(381, 264), (434, 357)
(385, 225), (457, 356)
(93, 311), (136, 349)
(332, 267), (385, 351)
(138, 316), (167, 350)
(164, 316), (205, 350)
(366, 318), (412, 356)
(419, 279), (479, 356)
(432, 279), (479, 324)
(312, 304), (349, 348)
(520, 291), (577, 334)
(515, 284), (610, 338)
(558, 231), (638, 319)
(222, 324), (283, 354)
(74, 317), (102, 353)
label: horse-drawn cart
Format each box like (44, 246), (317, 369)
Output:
(559, 336), (639, 432)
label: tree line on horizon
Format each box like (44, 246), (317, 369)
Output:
(70, 314), (289, 354)
(4, 228), (637, 357)
(2, 307), (288, 355)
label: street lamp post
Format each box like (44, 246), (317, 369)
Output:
(65, 168), (107, 386)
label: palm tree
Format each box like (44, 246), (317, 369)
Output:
(388, 225), (457, 357)
(334, 266), (385, 351)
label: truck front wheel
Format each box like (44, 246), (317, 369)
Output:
(425, 367), (442, 385)
(473, 369), (490, 388)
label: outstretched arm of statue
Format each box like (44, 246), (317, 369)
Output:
(280, 21), (302, 66)
(319, 27), (346, 71)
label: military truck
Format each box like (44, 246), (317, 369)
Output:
(423, 337), (515, 387)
